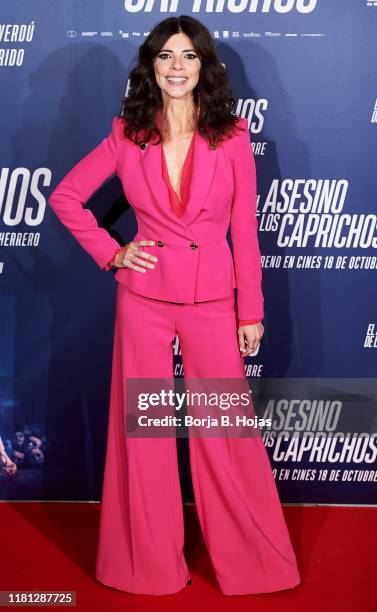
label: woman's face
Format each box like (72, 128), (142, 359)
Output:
(154, 32), (201, 101)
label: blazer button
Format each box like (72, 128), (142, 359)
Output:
(157, 240), (165, 247)
(190, 241), (199, 250)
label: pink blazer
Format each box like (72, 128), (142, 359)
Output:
(48, 115), (264, 322)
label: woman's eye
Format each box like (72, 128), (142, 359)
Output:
(157, 53), (198, 60)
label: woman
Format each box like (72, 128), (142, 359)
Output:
(48, 15), (300, 597)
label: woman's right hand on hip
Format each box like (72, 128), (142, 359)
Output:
(111, 240), (158, 273)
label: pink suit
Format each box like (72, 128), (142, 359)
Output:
(48, 115), (263, 322)
(48, 114), (301, 595)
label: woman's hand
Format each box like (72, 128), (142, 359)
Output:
(238, 321), (264, 358)
(111, 240), (158, 272)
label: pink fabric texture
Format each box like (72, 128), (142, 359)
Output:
(102, 118), (262, 327)
(48, 114), (264, 321)
(161, 135), (261, 328)
(48, 114), (300, 596)
(95, 283), (300, 595)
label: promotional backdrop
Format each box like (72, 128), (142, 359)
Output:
(0, 0), (376, 504)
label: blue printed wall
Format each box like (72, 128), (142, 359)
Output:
(0, 0), (376, 504)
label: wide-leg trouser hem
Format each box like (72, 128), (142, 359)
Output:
(95, 567), (191, 596)
(219, 576), (301, 596)
(95, 285), (301, 596)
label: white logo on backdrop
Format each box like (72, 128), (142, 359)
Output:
(364, 324), (377, 348)
(123, 0), (318, 14)
(371, 99), (377, 123)
(0, 21), (35, 66)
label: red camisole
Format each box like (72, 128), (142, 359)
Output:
(161, 133), (195, 216)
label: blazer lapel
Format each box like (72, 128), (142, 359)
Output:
(139, 137), (180, 224)
(181, 129), (217, 227)
(139, 117), (218, 231)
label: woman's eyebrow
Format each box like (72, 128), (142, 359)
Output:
(158, 48), (197, 53)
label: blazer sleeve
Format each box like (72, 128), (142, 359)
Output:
(48, 115), (124, 270)
(230, 117), (264, 322)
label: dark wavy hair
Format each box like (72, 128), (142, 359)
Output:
(119, 15), (243, 148)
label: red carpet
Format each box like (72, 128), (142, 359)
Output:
(0, 502), (375, 611)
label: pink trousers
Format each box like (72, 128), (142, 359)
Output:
(95, 284), (301, 595)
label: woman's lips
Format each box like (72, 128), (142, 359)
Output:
(165, 77), (188, 86)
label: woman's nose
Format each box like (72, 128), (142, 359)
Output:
(170, 59), (183, 70)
